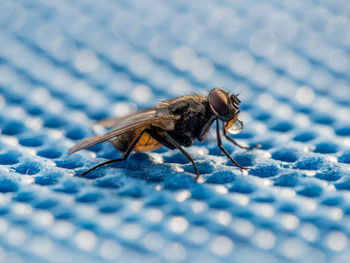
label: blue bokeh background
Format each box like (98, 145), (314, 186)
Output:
(0, 0), (350, 262)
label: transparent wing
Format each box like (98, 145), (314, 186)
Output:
(95, 108), (156, 129)
(67, 108), (178, 155)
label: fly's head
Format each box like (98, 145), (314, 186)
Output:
(208, 88), (243, 134)
(208, 88), (240, 121)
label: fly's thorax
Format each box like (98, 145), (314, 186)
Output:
(152, 116), (181, 131)
(165, 95), (212, 147)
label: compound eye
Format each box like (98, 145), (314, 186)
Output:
(209, 90), (230, 115)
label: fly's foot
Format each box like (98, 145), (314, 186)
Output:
(244, 144), (261, 150)
(241, 167), (250, 175)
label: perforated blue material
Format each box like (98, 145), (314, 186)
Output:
(0, 0), (350, 262)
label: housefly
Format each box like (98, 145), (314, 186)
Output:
(68, 88), (260, 180)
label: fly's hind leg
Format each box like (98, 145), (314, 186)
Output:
(132, 129), (200, 181)
(81, 128), (152, 177)
(161, 131), (200, 181)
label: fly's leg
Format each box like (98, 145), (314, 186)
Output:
(216, 119), (249, 171)
(81, 128), (151, 176)
(81, 127), (200, 181)
(162, 131), (200, 181)
(223, 125), (261, 150)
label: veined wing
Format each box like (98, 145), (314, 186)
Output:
(67, 108), (178, 155)
(95, 108), (155, 128)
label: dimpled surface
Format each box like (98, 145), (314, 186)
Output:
(0, 0), (350, 262)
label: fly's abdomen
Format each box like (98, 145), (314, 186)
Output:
(112, 127), (161, 152)
(134, 131), (161, 152)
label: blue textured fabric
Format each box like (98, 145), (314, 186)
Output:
(0, 0), (350, 262)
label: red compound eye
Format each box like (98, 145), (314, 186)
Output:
(209, 90), (230, 115)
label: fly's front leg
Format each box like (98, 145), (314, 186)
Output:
(198, 116), (216, 141)
(216, 119), (249, 171)
(223, 125), (261, 150)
